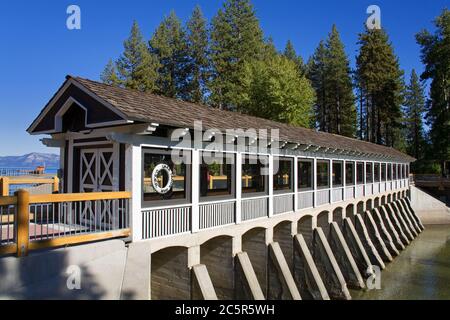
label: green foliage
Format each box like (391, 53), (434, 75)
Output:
(185, 6), (210, 103)
(149, 11), (190, 99)
(416, 8), (450, 164)
(404, 69), (426, 159)
(411, 159), (442, 174)
(238, 54), (315, 127)
(209, 0), (265, 109)
(307, 25), (356, 137)
(283, 40), (305, 75)
(355, 27), (405, 147)
(116, 21), (160, 92)
(100, 59), (120, 86)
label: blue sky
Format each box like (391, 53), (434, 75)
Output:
(0, 0), (447, 156)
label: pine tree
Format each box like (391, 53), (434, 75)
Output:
(100, 59), (120, 86)
(283, 40), (305, 74)
(185, 6), (210, 103)
(404, 70), (426, 159)
(307, 26), (356, 137)
(149, 11), (190, 99)
(324, 25), (356, 137)
(307, 41), (328, 132)
(209, 0), (265, 109)
(239, 54), (315, 127)
(116, 21), (160, 92)
(356, 27), (404, 147)
(416, 9), (450, 172)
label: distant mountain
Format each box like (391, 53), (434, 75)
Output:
(0, 153), (60, 168)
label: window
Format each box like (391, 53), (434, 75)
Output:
(381, 163), (387, 181)
(345, 162), (355, 186)
(298, 159), (313, 191)
(366, 163), (373, 183)
(273, 157), (293, 192)
(393, 164), (397, 180)
(387, 164), (392, 180)
(142, 148), (190, 206)
(357, 162), (364, 184)
(242, 154), (268, 196)
(374, 163), (380, 182)
(316, 160), (330, 189)
(200, 152), (235, 200)
(332, 161), (343, 187)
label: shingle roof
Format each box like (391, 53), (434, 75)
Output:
(69, 76), (414, 162)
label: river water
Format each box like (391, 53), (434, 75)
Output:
(351, 225), (450, 300)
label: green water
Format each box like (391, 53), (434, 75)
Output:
(351, 225), (450, 300)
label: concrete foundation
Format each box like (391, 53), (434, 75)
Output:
(293, 234), (329, 300)
(342, 217), (374, 278)
(395, 201), (419, 237)
(371, 208), (400, 256)
(192, 264), (218, 300)
(363, 210), (393, 262)
(355, 214), (385, 269)
(410, 186), (450, 225)
(268, 242), (301, 300)
(379, 206), (406, 250)
(386, 203), (411, 245)
(329, 222), (365, 289)
(398, 199), (422, 234)
(391, 202), (415, 241)
(312, 227), (351, 300)
(0, 188), (425, 301)
(404, 197), (426, 230)
(235, 252), (265, 300)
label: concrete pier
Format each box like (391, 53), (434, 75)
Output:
(371, 208), (400, 256)
(355, 214), (386, 270)
(342, 217), (374, 278)
(293, 234), (330, 300)
(312, 227), (351, 300)
(0, 191), (424, 301)
(363, 210), (393, 262)
(379, 206), (406, 250)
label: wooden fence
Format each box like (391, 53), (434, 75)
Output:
(0, 176), (60, 196)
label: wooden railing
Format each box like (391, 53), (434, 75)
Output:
(0, 190), (131, 257)
(0, 167), (46, 177)
(0, 176), (59, 196)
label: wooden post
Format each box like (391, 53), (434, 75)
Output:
(16, 189), (30, 257)
(53, 176), (59, 193)
(1, 177), (9, 196)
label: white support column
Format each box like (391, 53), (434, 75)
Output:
(363, 160), (367, 196)
(313, 157), (318, 207)
(268, 154), (274, 217)
(329, 159), (333, 203)
(113, 142), (120, 191)
(343, 160), (347, 201)
(293, 156), (298, 212)
(67, 137), (74, 193)
(236, 152), (242, 224)
(59, 142), (65, 193)
(192, 149), (200, 233)
(127, 144), (142, 242)
(354, 161), (357, 198)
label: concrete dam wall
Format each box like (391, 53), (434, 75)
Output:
(0, 193), (424, 300)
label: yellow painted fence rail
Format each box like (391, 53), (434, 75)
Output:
(0, 176), (59, 197)
(0, 190), (131, 257)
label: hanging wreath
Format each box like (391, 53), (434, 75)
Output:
(151, 163), (174, 195)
